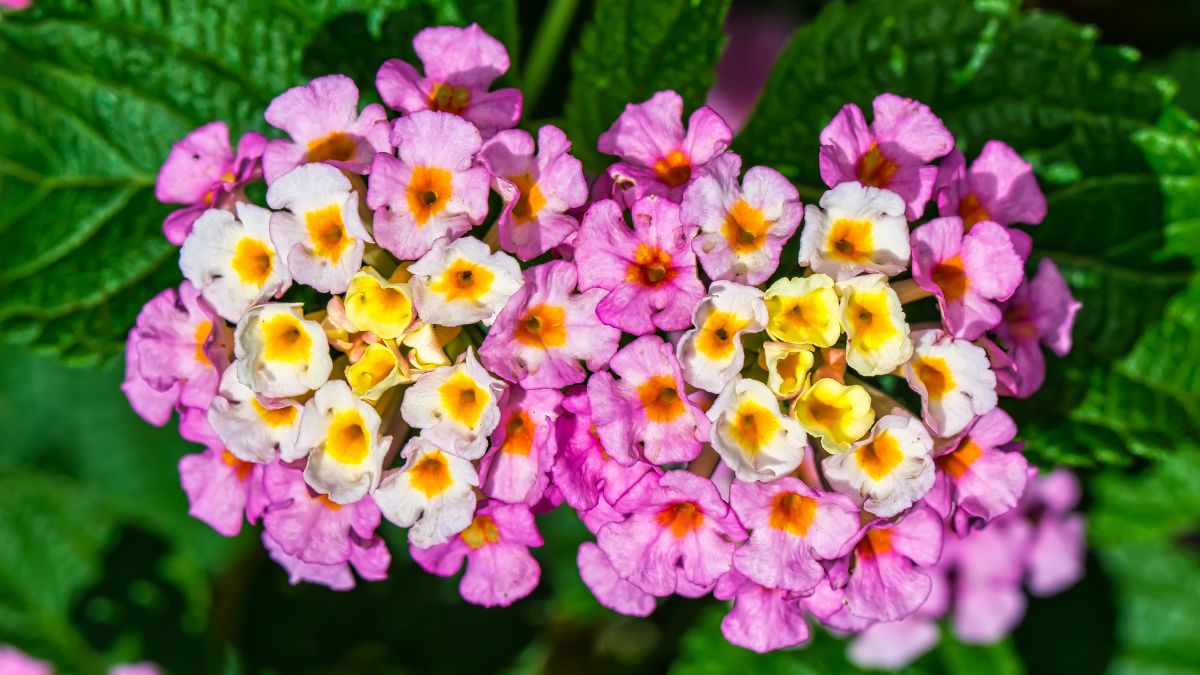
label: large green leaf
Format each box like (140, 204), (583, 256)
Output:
(1090, 445), (1200, 675)
(0, 0), (458, 366)
(563, 0), (731, 171)
(737, 0), (1192, 466)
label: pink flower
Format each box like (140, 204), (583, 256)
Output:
(728, 477), (859, 593)
(1021, 470), (1086, 596)
(551, 386), (658, 511)
(596, 471), (747, 597)
(410, 502), (543, 607)
(577, 542), (656, 617)
(936, 141), (1047, 228)
(155, 121), (267, 244)
(927, 408), (1031, 529)
(479, 125), (588, 260)
(0, 646), (51, 675)
(846, 568), (948, 668)
(681, 153), (802, 285)
(260, 463), (388, 569)
(714, 569), (811, 653)
(0, 0), (33, 10)
(480, 261), (619, 389)
(819, 93), (954, 219)
(122, 282), (230, 421)
(839, 504), (943, 622)
(120, 335), (179, 427)
(262, 530), (389, 591)
(574, 197), (704, 334)
(261, 75), (390, 184)
(178, 447), (267, 536)
(478, 387), (563, 505)
(597, 90), (732, 204)
(376, 23), (522, 136)
(587, 336), (709, 465)
(992, 259), (1082, 398)
(911, 216), (1024, 340)
(367, 111), (490, 260)
(944, 521), (1030, 644)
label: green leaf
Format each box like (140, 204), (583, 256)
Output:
(0, 0), (438, 363)
(1091, 445), (1200, 674)
(563, 0), (731, 171)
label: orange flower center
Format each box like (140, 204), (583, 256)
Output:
(653, 149), (691, 187)
(306, 131), (357, 163)
(768, 491), (818, 536)
(637, 374), (685, 423)
(429, 82), (471, 114)
(626, 244), (675, 288)
(932, 255), (969, 302)
(656, 501), (705, 538)
(856, 143), (899, 188)
(513, 304), (568, 348)
(461, 515), (502, 549)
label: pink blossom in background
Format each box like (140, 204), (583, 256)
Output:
(704, 4), (798, 132)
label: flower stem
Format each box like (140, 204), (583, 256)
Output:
(522, 0), (581, 114)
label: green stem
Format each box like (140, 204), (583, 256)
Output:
(522, 0), (581, 115)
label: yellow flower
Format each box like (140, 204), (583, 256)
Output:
(344, 267), (414, 339)
(762, 342), (815, 398)
(792, 378), (875, 454)
(764, 275), (841, 347)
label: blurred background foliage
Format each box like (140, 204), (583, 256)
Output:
(0, 0), (1198, 672)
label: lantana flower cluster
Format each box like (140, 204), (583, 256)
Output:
(123, 24), (1084, 657)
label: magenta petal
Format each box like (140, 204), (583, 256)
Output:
(414, 23), (510, 88)
(263, 532), (355, 590)
(578, 542), (656, 616)
(848, 616), (941, 669)
(714, 570), (811, 653)
(156, 121), (233, 204)
(178, 448), (254, 536)
(818, 102), (873, 188)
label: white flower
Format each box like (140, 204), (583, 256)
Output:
(290, 380), (391, 504)
(838, 274), (913, 376)
(408, 236), (524, 326)
(373, 435), (479, 547)
(234, 303), (332, 398)
(400, 348), (506, 459)
(267, 163), (372, 293)
(676, 281), (768, 393)
(708, 378), (807, 481)
(799, 181), (909, 280)
(904, 329), (997, 437)
(822, 414), (934, 517)
(207, 365), (302, 463)
(180, 203), (291, 322)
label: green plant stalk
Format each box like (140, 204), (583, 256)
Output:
(522, 0), (581, 114)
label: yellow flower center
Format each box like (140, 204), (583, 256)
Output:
(626, 244), (675, 288)
(501, 411), (536, 456)
(914, 355), (956, 401)
(721, 199), (769, 254)
(438, 372), (488, 428)
(857, 528), (893, 558)
(637, 374), (686, 423)
(826, 218), (874, 263)
(845, 290), (898, 351)
(959, 192), (991, 230)
(937, 439), (983, 479)
(728, 400), (782, 454)
(429, 257), (495, 303)
(305, 131), (357, 163)
(409, 451), (454, 498)
(768, 491), (817, 536)
(260, 313), (313, 363)
(305, 205), (350, 261)
(855, 431), (904, 480)
(856, 143), (899, 188)
(220, 449), (255, 481)
(461, 514), (502, 549)
(932, 255), (969, 303)
(695, 310), (747, 361)
(514, 304), (568, 349)
(510, 173), (547, 224)
(406, 166), (454, 225)
(653, 149), (691, 187)
(231, 237), (274, 286)
(325, 409), (369, 465)
(193, 320), (213, 365)
(429, 82), (471, 115)
(656, 501), (705, 538)
(251, 399), (298, 428)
